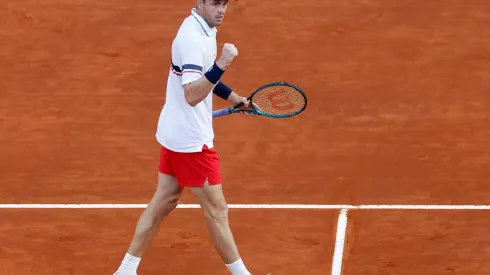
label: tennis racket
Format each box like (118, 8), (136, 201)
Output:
(212, 81), (307, 118)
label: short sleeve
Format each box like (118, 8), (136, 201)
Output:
(177, 38), (204, 86)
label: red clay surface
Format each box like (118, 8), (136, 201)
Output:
(0, 209), (336, 274)
(1, 0), (490, 274)
(2, 0), (490, 205)
(343, 211), (490, 274)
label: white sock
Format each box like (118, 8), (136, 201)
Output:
(226, 258), (251, 275)
(117, 252), (141, 274)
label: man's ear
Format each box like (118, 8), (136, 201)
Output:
(196, 0), (203, 9)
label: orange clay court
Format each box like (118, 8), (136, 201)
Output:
(1, 0), (490, 274)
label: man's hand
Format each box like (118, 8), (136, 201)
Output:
(216, 43), (238, 70)
(236, 99), (254, 116)
(227, 92), (257, 116)
(227, 91), (247, 105)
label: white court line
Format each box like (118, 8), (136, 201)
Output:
(331, 209), (348, 275)
(0, 204), (489, 209)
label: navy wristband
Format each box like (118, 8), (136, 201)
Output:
(204, 62), (225, 84)
(213, 81), (233, 100)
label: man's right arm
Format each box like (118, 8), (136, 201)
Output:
(182, 43), (238, 107)
(183, 61), (225, 107)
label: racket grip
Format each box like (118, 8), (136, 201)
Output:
(212, 108), (232, 118)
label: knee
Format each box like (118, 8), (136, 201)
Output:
(164, 195), (179, 212)
(153, 192), (179, 216)
(205, 201), (229, 223)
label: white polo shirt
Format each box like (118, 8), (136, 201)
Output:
(155, 8), (218, 153)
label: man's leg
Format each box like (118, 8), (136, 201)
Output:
(190, 182), (251, 275)
(115, 172), (183, 275)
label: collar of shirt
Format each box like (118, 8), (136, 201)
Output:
(191, 8), (218, 37)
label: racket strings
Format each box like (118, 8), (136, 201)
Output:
(252, 86), (306, 115)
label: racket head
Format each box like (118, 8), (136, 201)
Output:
(248, 81), (307, 118)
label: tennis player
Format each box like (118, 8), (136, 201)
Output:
(113, 1), (254, 275)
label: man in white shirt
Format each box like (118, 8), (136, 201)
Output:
(114, 1), (255, 275)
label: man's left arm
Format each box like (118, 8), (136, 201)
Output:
(213, 81), (249, 106)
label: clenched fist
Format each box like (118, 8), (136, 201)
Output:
(216, 43), (238, 70)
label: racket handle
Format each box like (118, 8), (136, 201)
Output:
(212, 108), (232, 118)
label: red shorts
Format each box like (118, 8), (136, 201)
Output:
(158, 144), (222, 187)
